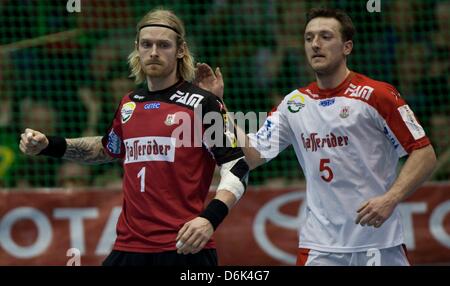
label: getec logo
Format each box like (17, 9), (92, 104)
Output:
(319, 98), (335, 107)
(144, 102), (161, 110)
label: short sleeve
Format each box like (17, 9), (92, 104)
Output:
(198, 95), (244, 165)
(372, 83), (430, 156)
(248, 100), (293, 161)
(101, 101), (125, 159)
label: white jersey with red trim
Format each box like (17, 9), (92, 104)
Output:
(248, 72), (430, 252)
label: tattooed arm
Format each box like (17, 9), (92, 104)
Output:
(64, 137), (116, 164)
(20, 128), (116, 165)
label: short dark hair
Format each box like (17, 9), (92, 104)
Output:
(305, 8), (355, 42)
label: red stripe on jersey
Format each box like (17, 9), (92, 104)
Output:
(402, 244), (412, 266)
(296, 248), (311, 266)
(298, 72), (431, 154)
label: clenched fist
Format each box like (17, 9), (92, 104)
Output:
(19, 128), (49, 156)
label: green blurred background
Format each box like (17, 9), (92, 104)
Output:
(0, 0), (448, 188)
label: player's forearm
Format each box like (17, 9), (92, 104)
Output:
(386, 144), (437, 204)
(214, 189), (238, 210)
(64, 137), (115, 164)
(229, 113), (265, 170)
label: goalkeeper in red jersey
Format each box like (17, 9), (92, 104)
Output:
(19, 7), (249, 266)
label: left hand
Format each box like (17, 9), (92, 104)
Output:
(176, 217), (214, 255)
(355, 195), (398, 228)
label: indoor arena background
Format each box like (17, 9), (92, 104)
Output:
(0, 0), (449, 265)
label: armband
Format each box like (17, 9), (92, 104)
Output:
(199, 199), (229, 230)
(38, 136), (67, 158)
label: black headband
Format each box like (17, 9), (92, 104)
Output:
(139, 24), (180, 35)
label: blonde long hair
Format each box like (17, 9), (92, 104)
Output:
(128, 8), (195, 84)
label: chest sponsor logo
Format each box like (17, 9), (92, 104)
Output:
(287, 93), (305, 113)
(124, 136), (176, 164)
(344, 83), (374, 101)
(397, 105), (425, 140)
(169, 90), (204, 108)
(301, 132), (349, 152)
(106, 130), (122, 154)
(340, 106), (350, 118)
(319, 98), (335, 107)
(121, 102), (136, 124)
(144, 102), (160, 110)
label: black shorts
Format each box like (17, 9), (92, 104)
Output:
(102, 249), (218, 266)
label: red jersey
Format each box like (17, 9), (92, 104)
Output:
(102, 80), (243, 253)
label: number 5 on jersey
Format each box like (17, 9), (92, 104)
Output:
(320, 159), (334, 182)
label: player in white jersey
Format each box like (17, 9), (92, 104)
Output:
(195, 7), (437, 265)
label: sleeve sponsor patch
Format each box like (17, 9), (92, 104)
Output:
(397, 105), (425, 140)
(107, 130), (122, 155)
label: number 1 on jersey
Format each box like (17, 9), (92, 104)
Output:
(320, 158), (334, 182)
(137, 167), (146, 192)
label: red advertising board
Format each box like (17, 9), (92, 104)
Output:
(0, 183), (449, 265)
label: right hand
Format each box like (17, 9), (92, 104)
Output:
(19, 128), (49, 156)
(193, 63), (224, 100)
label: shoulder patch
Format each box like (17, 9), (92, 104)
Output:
(121, 102), (136, 124)
(287, 92), (306, 113)
(397, 105), (426, 140)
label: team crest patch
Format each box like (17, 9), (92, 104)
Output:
(287, 93), (305, 113)
(121, 102), (136, 124)
(340, 106), (350, 118)
(165, 114), (176, 126)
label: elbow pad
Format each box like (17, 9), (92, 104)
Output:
(217, 157), (249, 201)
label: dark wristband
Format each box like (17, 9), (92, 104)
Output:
(38, 136), (67, 158)
(199, 199), (229, 230)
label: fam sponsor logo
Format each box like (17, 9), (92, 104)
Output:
(121, 102), (136, 124)
(319, 98), (335, 107)
(106, 130), (121, 155)
(301, 132), (349, 152)
(124, 137), (175, 164)
(344, 84), (374, 101)
(170, 90), (204, 108)
(287, 93), (305, 113)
